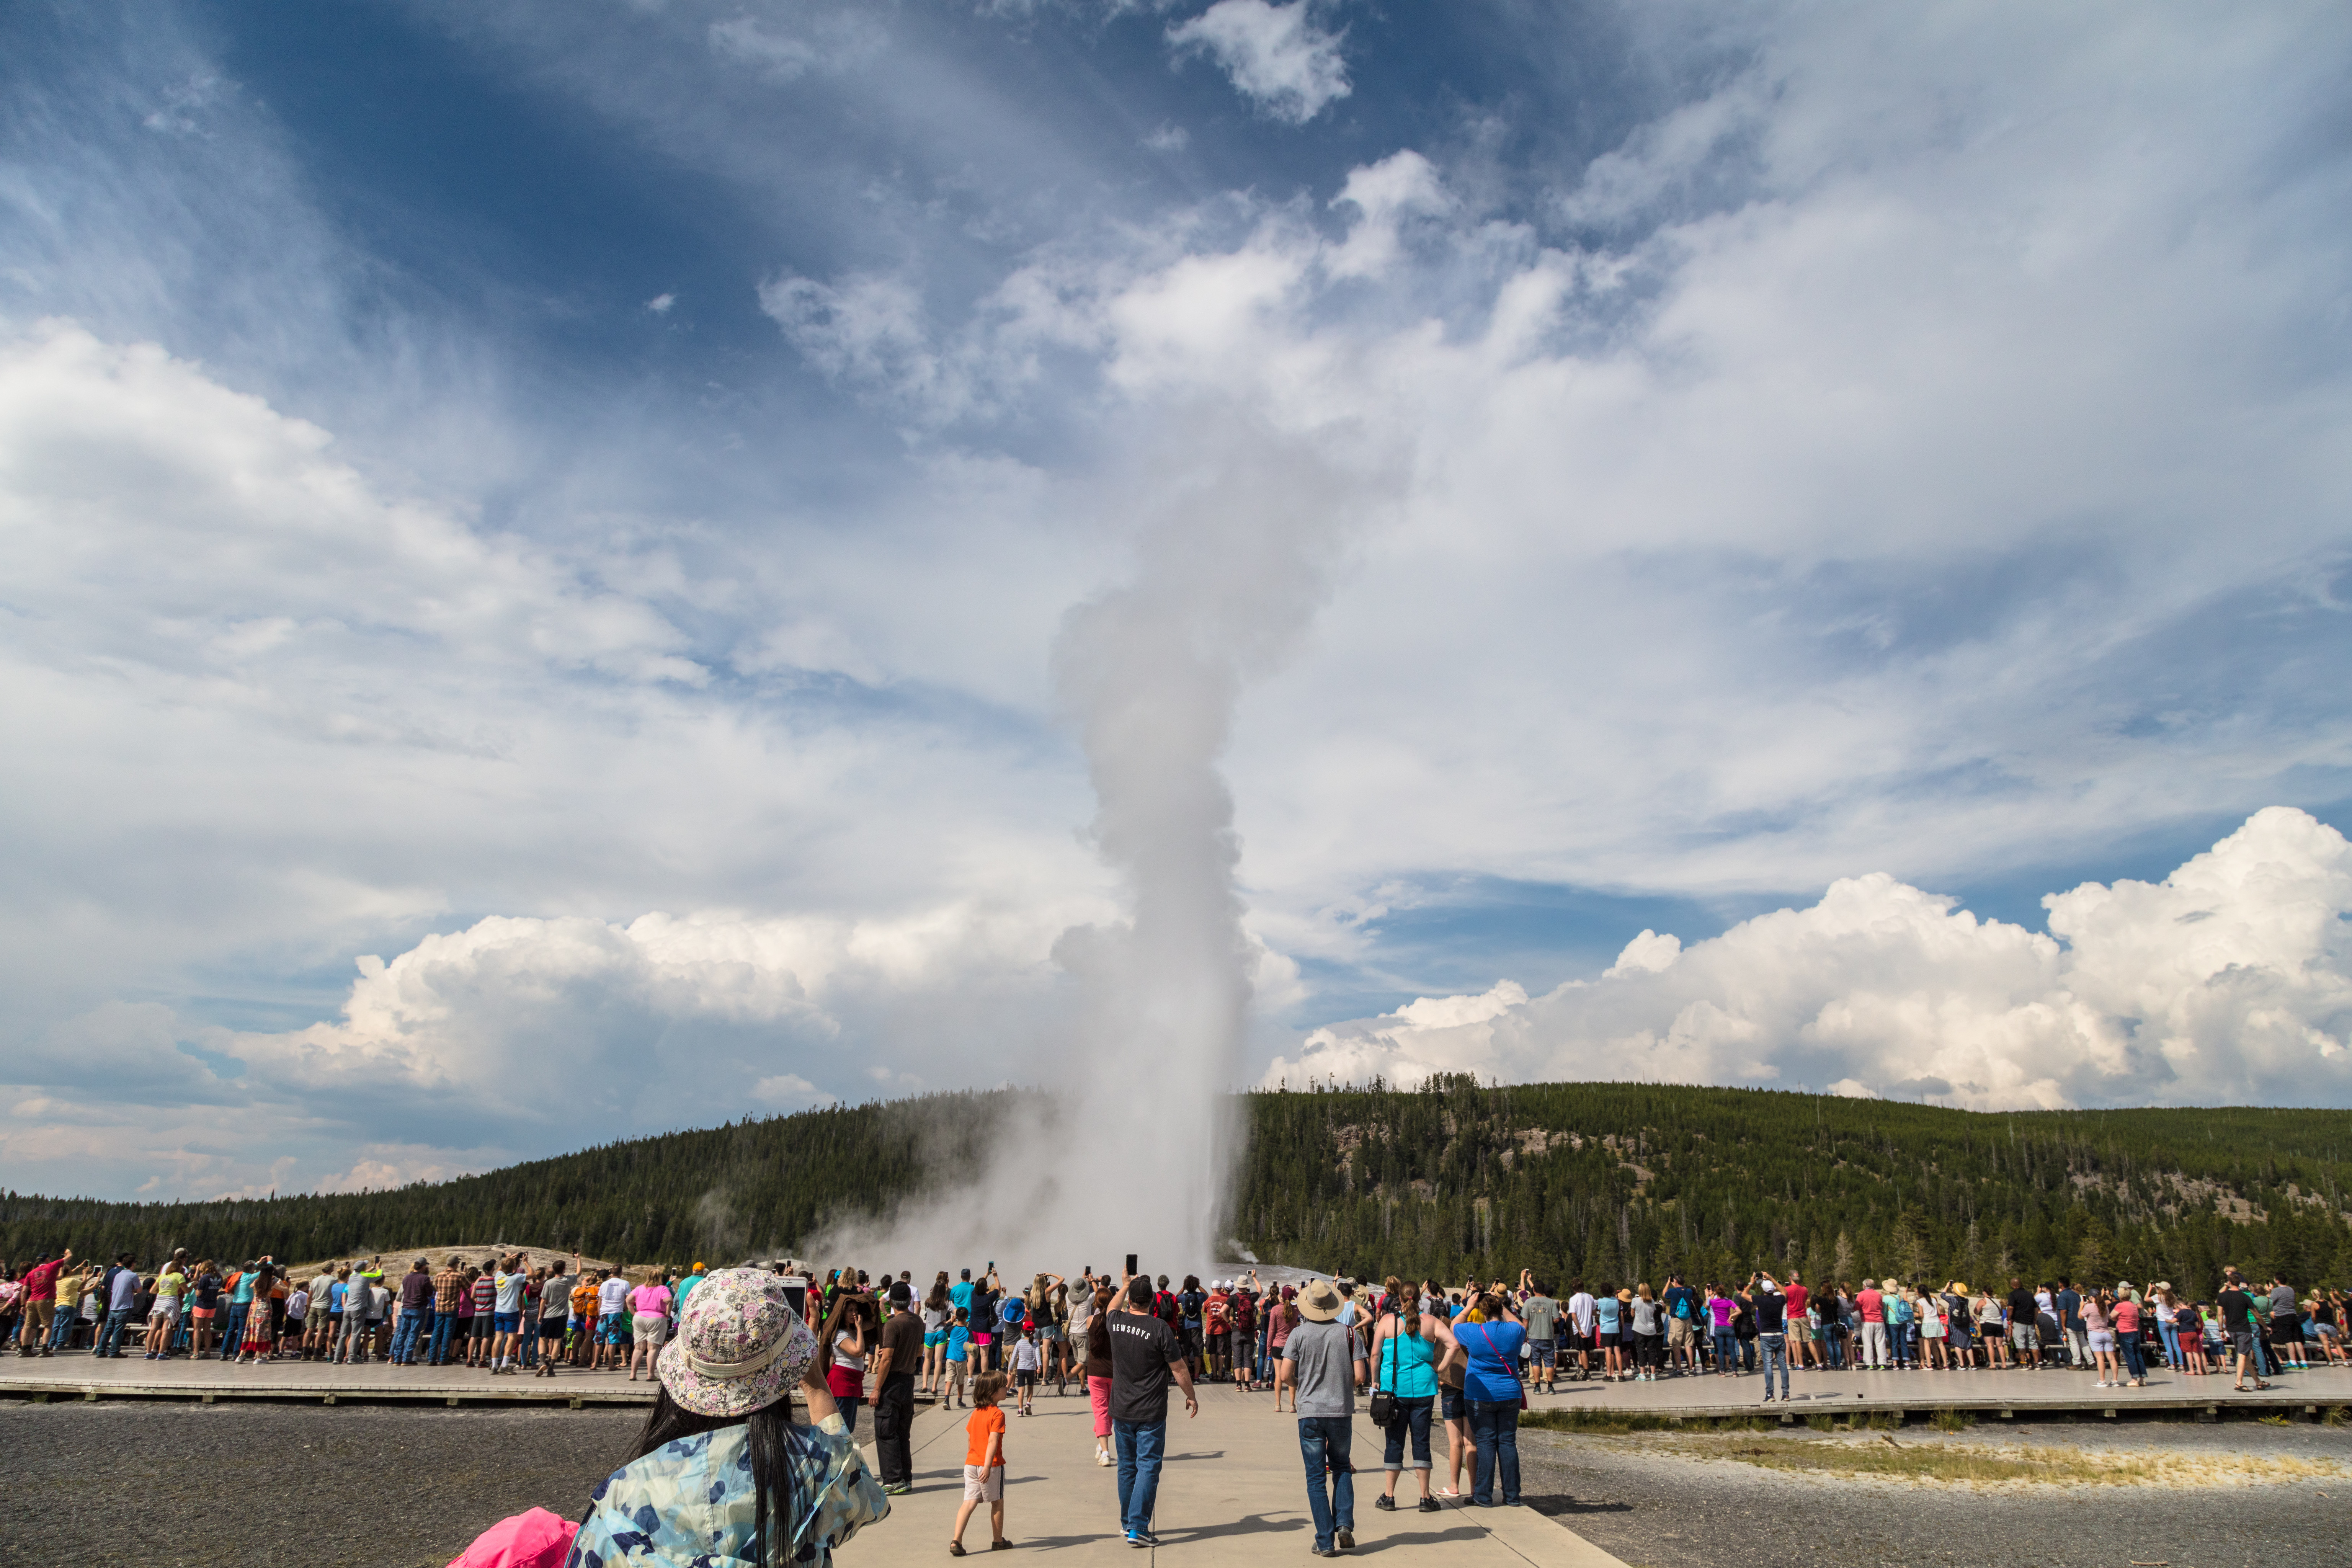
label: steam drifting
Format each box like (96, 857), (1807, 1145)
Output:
(810, 416), (1370, 1275)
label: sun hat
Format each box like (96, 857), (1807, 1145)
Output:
(1297, 1280), (1343, 1322)
(657, 1267), (818, 1418)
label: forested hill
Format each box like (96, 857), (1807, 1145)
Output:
(6, 1080), (2349, 1296)
(1236, 1079), (2352, 1298)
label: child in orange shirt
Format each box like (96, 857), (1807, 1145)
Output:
(951, 1371), (1009, 1555)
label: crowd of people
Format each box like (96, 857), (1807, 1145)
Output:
(8, 1244), (2347, 1564)
(0, 1248), (727, 1374)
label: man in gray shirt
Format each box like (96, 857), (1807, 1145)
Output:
(1520, 1274), (1561, 1392)
(1283, 1280), (1368, 1557)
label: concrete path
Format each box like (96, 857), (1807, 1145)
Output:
(836, 1382), (1627, 1568)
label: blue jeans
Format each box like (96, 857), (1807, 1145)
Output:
(392, 1312), (424, 1364)
(219, 1303), (248, 1356)
(1759, 1333), (1788, 1398)
(1298, 1416), (1355, 1549)
(429, 1310), (459, 1364)
(49, 1309), (78, 1350)
(1114, 1419), (1167, 1538)
(2118, 1334), (2146, 1381)
(1712, 1328), (1738, 1370)
(98, 1308), (134, 1357)
(1466, 1400), (1519, 1505)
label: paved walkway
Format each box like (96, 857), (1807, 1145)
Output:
(836, 1383), (1626, 1568)
(1513, 1360), (2352, 1418)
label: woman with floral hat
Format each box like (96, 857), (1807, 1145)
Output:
(569, 1267), (890, 1567)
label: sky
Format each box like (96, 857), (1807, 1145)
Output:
(3, 0), (2350, 1201)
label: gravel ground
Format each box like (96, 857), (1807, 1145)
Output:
(0, 1401), (644, 1568)
(1516, 1419), (2352, 1568)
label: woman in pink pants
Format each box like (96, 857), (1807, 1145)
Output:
(1085, 1287), (1115, 1466)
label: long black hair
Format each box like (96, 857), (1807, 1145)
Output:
(627, 1388), (801, 1565)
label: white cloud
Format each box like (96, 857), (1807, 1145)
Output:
(1264, 808), (2352, 1109)
(1144, 124), (1190, 153)
(645, 291), (676, 313)
(707, 11), (885, 80)
(1167, 0), (1351, 126)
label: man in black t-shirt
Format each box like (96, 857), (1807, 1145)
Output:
(1746, 1276), (1791, 1403)
(1109, 1275), (1197, 1547)
(2217, 1274), (2265, 1390)
(2005, 1279), (2040, 1366)
(872, 1283), (924, 1493)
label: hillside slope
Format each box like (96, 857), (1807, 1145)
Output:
(7, 1080), (2347, 1294)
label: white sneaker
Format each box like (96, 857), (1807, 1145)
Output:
(1097, 1451), (1113, 1467)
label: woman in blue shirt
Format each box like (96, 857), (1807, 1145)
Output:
(1595, 1285), (1624, 1381)
(1452, 1292), (1526, 1507)
(1370, 1274), (1462, 1513)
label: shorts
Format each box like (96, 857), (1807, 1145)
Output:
(1787, 1320), (1812, 1343)
(1015, 1370), (1036, 1387)
(470, 1317), (493, 1341)
(971, 1332), (993, 1348)
(633, 1313), (668, 1347)
(925, 1330), (947, 1347)
(2230, 1331), (2256, 1359)
(306, 1306), (328, 1328)
(599, 1313), (626, 1344)
(1038, 1325), (1062, 1342)
(540, 1316), (567, 1338)
(494, 1312), (522, 1334)
(1597, 1331), (1620, 1348)
(1527, 1338), (1556, 1365)
(962, 1464), (1004, 1502)
(1440, 1387), (1465, 1422)
(192, 1308), (216, 1321)
(1666, 1320), (1689, 1348)
(2087, 1330), (2116, 1352)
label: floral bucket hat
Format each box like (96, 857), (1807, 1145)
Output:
(658, 1268), (818, 1418)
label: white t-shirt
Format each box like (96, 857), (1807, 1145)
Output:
(598, 1277), (630, 1315)
(1012, 1336), (1041, 1372)
(1568, 1292), (1597, 1334)
(495, 1271), (526, 1313)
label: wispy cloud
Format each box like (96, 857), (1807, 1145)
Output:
(1167, 0), (1350, 125)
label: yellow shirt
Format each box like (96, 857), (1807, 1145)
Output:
(156, 1269), (186, 1300)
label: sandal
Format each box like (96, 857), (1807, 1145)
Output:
(949, 1544), (966, 1557)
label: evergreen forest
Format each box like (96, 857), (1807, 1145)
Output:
(6, 1078), (2349, 1297)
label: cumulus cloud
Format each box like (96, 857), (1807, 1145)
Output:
(1265, 808), (2352, 1109)
(1167, 0), (1351, 125)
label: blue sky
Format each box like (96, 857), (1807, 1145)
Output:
(4, 0), (2351, 1199)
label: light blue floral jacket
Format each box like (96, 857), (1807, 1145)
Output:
(567, 1413), (888, 1568)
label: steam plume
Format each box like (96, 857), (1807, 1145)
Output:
(806, 413), (1368, 1277)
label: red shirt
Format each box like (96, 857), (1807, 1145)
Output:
(2113, 1300), (2140, 1333)
(22, 1259), (62, 1302)
(1783, 1283), (1809, 1318)
(1858, 1289), (1885, 1323)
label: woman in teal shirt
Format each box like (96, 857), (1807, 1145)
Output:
(1370, 1276), (1460, 1513)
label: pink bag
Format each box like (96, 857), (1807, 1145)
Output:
(447, 1508), (578, 1568)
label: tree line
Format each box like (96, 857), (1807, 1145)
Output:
(6, 1079), (2347, 1297)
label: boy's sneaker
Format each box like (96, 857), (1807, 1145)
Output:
(884, 1482), (913, 1496)
(1417, 1498), (1441, 1514)
(1125, 1533), (1149, 1550)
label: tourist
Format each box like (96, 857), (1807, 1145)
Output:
(1705, 1283), (1739, 1376)
(1107, 1271), (1197, 1548)
(1032, 1275), (1070, 1394)
(2269, 1275), (2308, 1369)
(1594, 1281), (1622, 1380)
(1453, 1289), (1525, 1508)
(2218, 1272), (2269, 1391)
(1563, 1279), (1595, 1382)
(596, 1264), (630, 1371)
(1627, 1283), (1663, 1381)
(1917, 1282), (1948, 1369)
(874, 1282), (922, 1495)
(235, 1263), (277, 1364)
(144, 1253), (185, 1359)
(1230, 1275), (1260, 1393)
(945, 1308), (972, 1407)
(533, 1258), (569, 1376)
(2083, 1287), (2120, 1386)
(96, 1252), (138, 1358)
(1519, 1274), (1560, 1392)
(568, 1268), (887, 1566)
(1748, 1273), (1790, 1403)
(1282, 1278), (1366, 1556)
(923, 1275), (954, 1397)
(951, 1371), (1010, 1556)
(15, 1251), (66, 1357)
(1204, 1279), (1230, 1382)
(1009, 1326), (1043, 1416)
(969, 1267), (1000, 1375)
(1370, 1274), (1452, 1514)
(2112, 1287), (2148, 1387)
(629, 1267), (673, 1382)
(1269, 1287), (1300, 1411)
(822, 1286), (871, 1432)
(1084, 1286), (1115, 1466)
